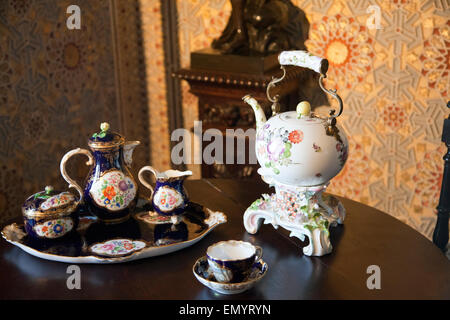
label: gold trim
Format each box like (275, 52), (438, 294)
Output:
(88, 137), (125, 150)
(2, 207), (228, 262)
(23, 203), (78, 220)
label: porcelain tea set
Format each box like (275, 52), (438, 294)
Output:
(23, 121), (194, 237)
(5, 50), (348, 295)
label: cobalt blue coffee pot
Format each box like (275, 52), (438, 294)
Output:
(60, 122), (140, 224)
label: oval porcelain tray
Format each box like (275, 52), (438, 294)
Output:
(1, 201), (227, 264)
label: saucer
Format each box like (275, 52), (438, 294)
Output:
(193, 256), (268, 295)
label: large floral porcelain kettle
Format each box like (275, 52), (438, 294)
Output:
(242, 51), (348, 257)
(60, 122), (140, 224)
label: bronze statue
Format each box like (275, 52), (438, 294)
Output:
(212, 0), (309, 55)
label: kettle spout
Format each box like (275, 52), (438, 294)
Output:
(243, 95), (266, 129)
(123, 140), (140, 167)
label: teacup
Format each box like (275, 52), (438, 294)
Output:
(206, 240), (262, 283)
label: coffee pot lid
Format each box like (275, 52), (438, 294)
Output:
(88, 122), (125, 149)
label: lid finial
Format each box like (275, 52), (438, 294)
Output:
(100, 122), (110, 132)
(92, 122), (110, 139)
(297, 101), (311, 118)
(44, 186), (54, 194)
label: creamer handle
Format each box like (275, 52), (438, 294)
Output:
(138, 166), (158, 198)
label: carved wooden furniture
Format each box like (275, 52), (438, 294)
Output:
(432, 101), (450, 253)
(174, 58), (314, 179)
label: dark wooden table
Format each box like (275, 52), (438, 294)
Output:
(1, 179), (449, 299)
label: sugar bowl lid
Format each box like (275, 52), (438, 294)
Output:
(88, 122), (125, 149)
(22, 186), (78, 219)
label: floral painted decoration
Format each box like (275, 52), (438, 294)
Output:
(313, 143), (321, 152)
(90, 170), (136, 211)
(288, 130), (303, 144)
(278, 50), (323, 74)
(249, 194), (272, 211)
(153, 185), (183, 212)
(336, 142), (348, 167)
(257, 126), (304, 175)
(33, 218), (74, 238)
(90, 239), (146, 257)
(40, 192), (75, 211)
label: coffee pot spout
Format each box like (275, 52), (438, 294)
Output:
(123, 141), (140, 167)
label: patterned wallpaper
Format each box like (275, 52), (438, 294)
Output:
(140, 0), (449, 241)
(0, 0), (149, 224)
(140, 0), (171, 170)
(300, 0), (449, 240)
(0, 0), (119, 223)
(178, 0), (232, 178)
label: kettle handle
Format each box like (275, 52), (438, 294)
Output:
(60, 148), (95, 202)
(268, 50), (343, 122)
(138, 166), (158, 198)
(278, 50), (329, 75)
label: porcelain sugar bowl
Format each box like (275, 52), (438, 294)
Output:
(242, 50), (348, 256)
(22, 186), (79, 240)
(60, 122), (140, 224)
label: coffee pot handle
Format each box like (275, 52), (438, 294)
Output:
(60, 148), (94, 202)
(138, 166), (158, 198)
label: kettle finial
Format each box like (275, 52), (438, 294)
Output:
(296, 101), (311, 118)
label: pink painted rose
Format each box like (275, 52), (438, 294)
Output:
(168, 196), (177, 206)
(267, 138), (285, 161)
(102, 244), (115, 251)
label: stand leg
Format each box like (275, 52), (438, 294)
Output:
(243, 207), (275, 234)
(244, 197), (334, 256)
(302, 228), (332, 256)
(244, 185), (344, 257)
